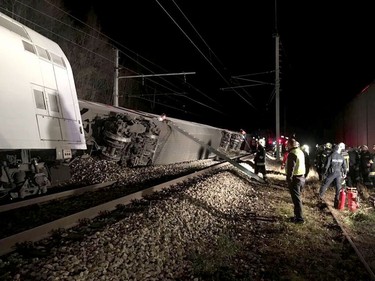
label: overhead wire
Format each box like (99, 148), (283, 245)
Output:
(168, 5), (272, 114)
(170, 0), (267, 110)
(170, 0), (226, 69)
(146, 79), (225, 114)
(23, 0), (226, 116)
(155, 0), (257, 110)
(4, 0), (267, 122)
(0, 6), (113, 65)
(170, 0), (248, 109)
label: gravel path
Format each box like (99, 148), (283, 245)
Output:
(1, 159), (374, 281)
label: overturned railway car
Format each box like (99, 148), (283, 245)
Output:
(79, 100), (245, 167)
(0, 12), (245, 200)
(334, 80), (375, 148)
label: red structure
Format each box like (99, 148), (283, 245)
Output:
(347, 188), (359, 212)
(338, 189), (346, 210)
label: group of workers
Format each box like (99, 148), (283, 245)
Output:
(249, 136), (375, 224)
(314, 142), (375, 207)
(315, 142), (375, 188)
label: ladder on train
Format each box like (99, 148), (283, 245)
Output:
(168, 121), (265, 183)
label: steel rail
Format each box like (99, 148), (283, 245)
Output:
(325, 201), (375, 281)
(0, 154), (253, 214)
(0, 181), (117, 213)
(0, 161), (233, 257)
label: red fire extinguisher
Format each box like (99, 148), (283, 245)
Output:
(338, 188), (346, 210)
(347, 187), (359, 212)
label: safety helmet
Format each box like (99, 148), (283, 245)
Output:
(301, 144), (309, 154)
(287, 138), (299, 148)
(325, 142), (332, 149)
(338, 142), (345, 151)
(258, 138), (266, 147)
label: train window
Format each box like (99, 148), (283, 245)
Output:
(0, 15), (30, 40)
(50, 52), (66, 68)
(36, 45), (51, 61)
(48, 93), (60, 113)
(22, 40), (36, 54)
(34, 89), (46, 110)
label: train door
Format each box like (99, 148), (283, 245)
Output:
(33, 85), (62, 118)
(33, 84), (63, 141)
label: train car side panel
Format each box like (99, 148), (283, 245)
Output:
(0, 19), (42, 149)
(79, 100), (243, 166)
(368, 87), (375, 145)
(0, 12), (86, 198)
(152, 120), (221, 164)
(0, 12), (86, 152)
(335, 80), (375, 148)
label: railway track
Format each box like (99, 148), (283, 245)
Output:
(1, 158), (375, 280)
(325, 201), (375, 280)
(0, 181), (117, 213)
(0, 160), (231, 256)
(0, 153), (254, 213)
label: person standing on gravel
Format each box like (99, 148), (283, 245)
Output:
(318, 143), (347, 208)
(285, 138), (306, 224)
(254, 138), (267, 182)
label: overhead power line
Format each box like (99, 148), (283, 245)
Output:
(155, 0), (257, 110)
(118, 72), (196, 79)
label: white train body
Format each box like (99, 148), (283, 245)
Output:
(0, 12), (86, 156)
(0, 12), (85, 198)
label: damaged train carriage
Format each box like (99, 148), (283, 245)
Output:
(79, 100), (246, 167)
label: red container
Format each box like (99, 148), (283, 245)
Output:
(338, 189), (346, 210)
(347, 188), (358, 212)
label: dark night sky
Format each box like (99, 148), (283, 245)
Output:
(64, 0), (375, 144)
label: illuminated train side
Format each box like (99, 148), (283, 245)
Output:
(0, 12), (85, 199)
(334, 80), (375, 148)
(0, 12), (244, 200)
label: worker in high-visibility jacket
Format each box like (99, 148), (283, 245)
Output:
(285, 138), (306, 224)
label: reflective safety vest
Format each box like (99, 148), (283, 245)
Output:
(289, 148), (306, 176)
(341, 150), (350, 172)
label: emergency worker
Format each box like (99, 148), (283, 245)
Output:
(318, 144), (347, 208)
(370, 144), (375, 186)
(239, 129), (249, 151)
(280, 140), (289, 171)
(249, 138), (258, 154)
(316, 142), (333, 180)
(339, 143), (349, 171)
(314, 144), (324, 174)
(301, 144), (311, 178)
(347, 146), (360, 186)
(285, 139), (306, 224)
(254, 138), (267, 181)
(339, 142), (349, 183)
(359, 145), (373, 185)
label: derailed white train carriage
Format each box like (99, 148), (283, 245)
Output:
(79, 100), (244, 167)
(334, 80), (375, 148)
(0, 12), (86, 198)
